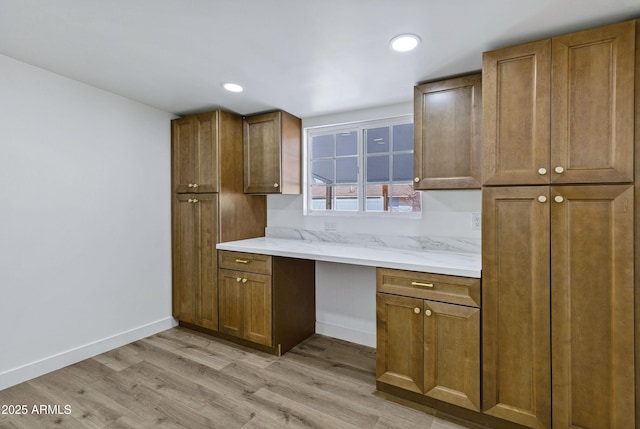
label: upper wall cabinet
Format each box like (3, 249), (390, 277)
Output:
(482, 20), (635, 186)
(413, 74), (482, 190)
(172, 112), (220, 194)
(243, 111), (302, 194)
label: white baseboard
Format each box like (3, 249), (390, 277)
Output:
(0, 317), (178, 391)
(315, 321), (376, 348)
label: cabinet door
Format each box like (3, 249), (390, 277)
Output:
(414, 74), (482, 190)
(172, 117), (197, 194)
(376, 293), (424, 393)
(171, 112), (219, 193)
(242, 272), (273, 346)
(244, 112), (282, 194)
(218, 268), (243, 338)
(482, 40), (551, 186)
(194, 193), (219, 330)
(172, 194), (198, 323)
(551, 185), (634, 429)
(482, 187), (551, 429)
(551, 21), (635, 184)
(423, 300), (480, 411)
(172, 194), (219, 329)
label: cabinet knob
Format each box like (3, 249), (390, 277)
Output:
(413, 307), (420, 314)
(538, 196), (547, 203)
(192, 199), (199, 204)
(236, 277), (242, 282)
(242, 278), (248, 283)
(554, 195), (564, 203)
(538, 168), (547, 175)
(188, 199), (193, 203)
(273, 183), (279, 188)
(188, 183), (194, 188)
(414, 177), (420, 183)
(425, 309), (432, 317)
(192, 183), (199, 188)
(555, 166), (565, 174)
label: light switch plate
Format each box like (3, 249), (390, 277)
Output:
(471, 212), (481, 231)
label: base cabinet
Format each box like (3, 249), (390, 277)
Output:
(219, 268), (273, 347)
(172, 193), (219, 330)
(217, 250), (315, 355)
(483, 185), (635, 429)
(376, 268), (481, 412)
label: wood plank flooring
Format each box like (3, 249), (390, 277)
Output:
(0, 328), (474, 429)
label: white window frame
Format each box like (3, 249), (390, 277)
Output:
(304, 115), (421, 217)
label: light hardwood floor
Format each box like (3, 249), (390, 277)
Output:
(0, 328), (475, 429)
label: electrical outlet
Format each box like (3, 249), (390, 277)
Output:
(324, 221), (337, 231)
(471, 212), (481, 231)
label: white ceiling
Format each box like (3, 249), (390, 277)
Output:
(0, 0), (639, 119)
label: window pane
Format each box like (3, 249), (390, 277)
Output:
(312, 159), (334, 184)
(390, 184), (422, 212)
(310, 185), (332, 210)
(367, 155), (389, 182)
(336, 157), (357, 183)
(336, 131), (357, 156)
(393, 123), (414, 152)
(365, 184), (389, 212)
(393, 153), (413, 181)
(366, 127), (389, 154)
(334, 185), (358, 211)
(312, 134), (334, 158)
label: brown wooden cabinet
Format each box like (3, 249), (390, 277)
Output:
(172, 112), (220, 194)
(482, 187), (551, 429)
(172, 111), (266, 331)
(376, 268), (481, 412)
(482, 185), (635, 429)
(243, 111), (302, 194)
(413, 74), (482, 190)
(172, 193), (219, 330)
(217, 250), (315, 355)
(551, 185), (635, 429)
(483, 20), (635, 186)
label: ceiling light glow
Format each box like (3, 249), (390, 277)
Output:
(390, 34), (421, 52)
(223, 83), (243, 92)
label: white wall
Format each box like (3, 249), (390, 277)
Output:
(0, 54), (176, 390)
(268, 103), (482, 347)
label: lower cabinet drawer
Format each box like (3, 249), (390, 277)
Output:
(376, 267), (480, 307)
(219, 250), (272, 275)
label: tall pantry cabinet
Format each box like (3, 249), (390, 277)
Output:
(172, 111), (266, 331)
(482, 20), (637, 429)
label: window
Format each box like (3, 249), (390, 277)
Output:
(306, 116), (421, 214)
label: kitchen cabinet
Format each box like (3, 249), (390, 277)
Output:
(482, 20), (635, 186)
(172, 193), (219, 330)
(413, 74), (482, 190)
(243, 111), (302, 194)
(172, 111), (220, 194)
(172, 111), (266, 331)
(217, 250), (315, 355)
(376, 268), (481, 412)
(219, 252), (273, 346)
(482, 185), (635, 429)
(550, 185), (635, 429)
(481, 187), (551, 429)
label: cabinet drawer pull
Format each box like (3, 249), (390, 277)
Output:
(411, 281), (434, 288)
(236, 277), (242, 282)
(414, 307), (421, 314)
(235, 259), (250, 264)
(242, 278), (248, 283)
(425, 309), (432, 317)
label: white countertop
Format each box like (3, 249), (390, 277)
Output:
(216, 237), (481, 278)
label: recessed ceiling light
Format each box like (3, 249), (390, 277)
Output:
(390, 34), (421, 52)
(223, 83), (243, 93)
